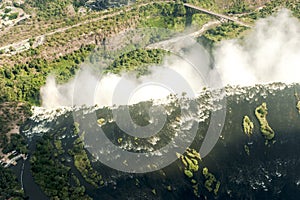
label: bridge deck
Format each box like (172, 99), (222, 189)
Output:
(184, 3), (252, 28)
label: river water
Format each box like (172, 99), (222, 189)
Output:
(11, 138), (49, 200)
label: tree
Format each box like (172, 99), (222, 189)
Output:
(174, 3), (186, 16)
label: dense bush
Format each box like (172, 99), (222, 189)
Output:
(30, 133), (91, 199)
(106, 49), (168, 76)
(0, 166), (25, 199)
(200, 22), (248, 43)
(0, 45), (93, 104)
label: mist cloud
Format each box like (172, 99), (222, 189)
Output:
(215, 9), (300, 86)
(41, 58), (205, 108)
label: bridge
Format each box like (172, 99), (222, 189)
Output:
(184, 3), (252, 28)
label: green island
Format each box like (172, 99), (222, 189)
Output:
(254, 102), (275, 141)
(178, 148), (201, 179)
(244, 144), (250, 156)
(202, 167), (220, 195)
(294, 92), (300, 113)
(242, 115), (254, 136)
(296, 101), (300, 114)
(177, 148), (204, 197)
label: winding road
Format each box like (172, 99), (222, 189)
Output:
(146, 20), (221, 51)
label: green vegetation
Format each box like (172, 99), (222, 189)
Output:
(1, 134), (27, 154)
(69, 137), (103, 188)
(184, 169), (194, 178)
(226, 1), (251, 14)
(2, 11), (19, 20)
(202, 167), (220, 195)
(25, 0), (82, 19)
(8, 12), (19, 20)
(0, 165), (25, 200)
(54, 139), (64, 155)
(294, 92), (300, 113)
(117, 137), (123, 144)
(0, 102), (31, 155)
(105, 49), (169, 76)
(4, 8), (12, 13)
(243, 115), (254, 136)
(167, 185), (172, 191)
(30, 133), (91, 199)
(296, 101), (300, 113)
(178, 148), (201, 178)
(201, 22), (248, 43)
(239, 0), (300, 22)
(0, 45), (93, 104)
(244, 144), (250, 156)
(97, 118), (105, 125)
(73, 122), (80, 135)
(296, 101), (300, 114)
(255, 102), (275, 141)
(139, 2), (187, 31)
(151, 189), (156, 195)
(178, 148), (202, 197)
(191, 13), (212, 27)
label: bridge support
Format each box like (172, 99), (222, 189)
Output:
(185, 6), (196, 27)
